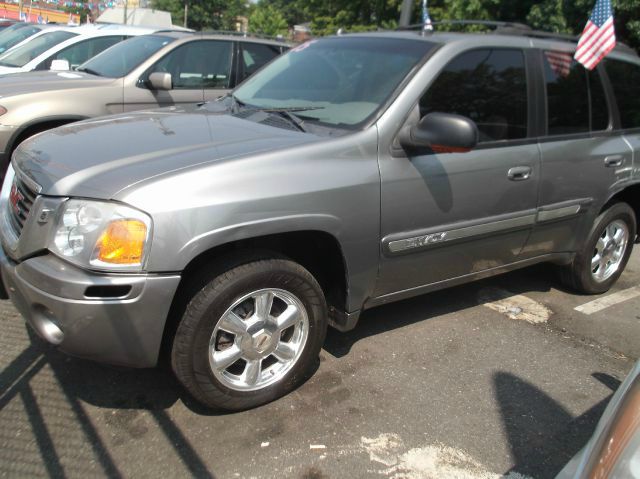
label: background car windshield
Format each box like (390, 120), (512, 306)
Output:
(0, 24), (42, 54)
(234, 37), (435, 127)
(78, 35), (174, 78)
(0, 30), (77, 67)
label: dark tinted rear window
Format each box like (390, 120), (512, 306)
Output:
(543, 51), (610, 135)
(604, 59), (640, 129)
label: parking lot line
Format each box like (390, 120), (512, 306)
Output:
(574, 286), (640, 315)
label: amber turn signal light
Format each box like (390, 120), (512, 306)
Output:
(95, 219), (147, 265)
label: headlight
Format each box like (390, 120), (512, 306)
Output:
(49, 199), (152, 272)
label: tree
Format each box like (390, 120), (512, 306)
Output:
(151, 0), (247, 31)
(248, 4), (288, 36)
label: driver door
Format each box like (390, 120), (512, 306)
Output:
(374, 47), (541, 299)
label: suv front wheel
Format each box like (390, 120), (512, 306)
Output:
(171, 258), (327, 410)
(561, 202), (636, 294)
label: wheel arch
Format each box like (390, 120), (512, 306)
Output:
(602, 182), (640, 242)
(159, 230), (350, 362)
(5, 115), (88, 160)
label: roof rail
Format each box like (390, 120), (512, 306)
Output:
(198, 30), (289, 42)
(397, 19), (637, 56)
(397, 20), (531, 31)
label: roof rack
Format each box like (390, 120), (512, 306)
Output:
(397, 20), (530, 32)
(198, 30), (289, 42)
(396, 19), (637, 56)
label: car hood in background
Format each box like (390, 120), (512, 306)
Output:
(0, 65), (22, 75)
(14, 106), (322, 199)
(0, 70), (114, 96)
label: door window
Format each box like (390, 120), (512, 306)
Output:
(38, 36), (125, 70)
(604, 59), (640, 129)
(543, 51), (610, 134)
(239, 42), (282, 82)
(420, 48), (528, 142)
(147, 40), (233, 89)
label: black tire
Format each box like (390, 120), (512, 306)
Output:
(560, 202), (636, 294)
(171, 258), (327, 411)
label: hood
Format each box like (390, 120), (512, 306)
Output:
(15, 105), (322, 199)
(0, 70), (114, 97)
(0, 65), (22, 75)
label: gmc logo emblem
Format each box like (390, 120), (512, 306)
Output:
(9, 183), (23, 217)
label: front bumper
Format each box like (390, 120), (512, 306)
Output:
(0, 247), (181, 367)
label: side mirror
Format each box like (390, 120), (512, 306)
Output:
(148, 72), (172, 91)
(399, 112), (479, 153)
(50, 59), (70, 71)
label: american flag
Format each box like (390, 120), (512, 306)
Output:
(545, 51), (573, 77)
(574, 0), (616, 70)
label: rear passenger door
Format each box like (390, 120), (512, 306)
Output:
(124, 39), (233, 111)
(603, 57), (640, 184)
(524, 50), (633, 256)
(375, 48), (541, 297)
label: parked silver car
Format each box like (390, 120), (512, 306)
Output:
(0, 28), (638, 410)
(0, 32), (288, 181)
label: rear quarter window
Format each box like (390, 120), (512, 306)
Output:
(604, 59), (640, 129)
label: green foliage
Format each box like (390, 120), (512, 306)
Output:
(249, 4), (288, 36)
(61, 5), (92, 24)
(151, 0), (247, 31)
(151, 0), (639, 52)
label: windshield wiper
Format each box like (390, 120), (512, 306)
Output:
(75, 67), (102, 77)
(265, 109), (307, 132)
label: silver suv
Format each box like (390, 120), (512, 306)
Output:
(1, 29), (639, 410)
(0, 32), (288, 181)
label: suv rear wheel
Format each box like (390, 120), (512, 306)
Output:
(561, 202), (636, 294)
(171, 258), (327, 410)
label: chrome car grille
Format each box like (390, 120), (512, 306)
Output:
(7, 174), (37, 237)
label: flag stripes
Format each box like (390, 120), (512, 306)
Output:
(574, 0), (616, 70)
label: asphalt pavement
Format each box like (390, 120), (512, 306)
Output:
(1, 250), (638, 479)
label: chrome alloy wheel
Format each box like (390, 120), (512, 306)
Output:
(591, 220), (629, 282)
(208, 288), (309, 391)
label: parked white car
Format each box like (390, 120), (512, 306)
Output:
(0, 24), (161, 75)
(0, 23), (58, 55)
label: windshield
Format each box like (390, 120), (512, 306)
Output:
(77, 35), (174, 78)
(0, 24), (42, 55)
(0, 30), (77, 67)
(233, 37), (435, 128)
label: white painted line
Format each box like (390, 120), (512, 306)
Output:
(574, 286), (640, 315)
(310, 444), (326, 450)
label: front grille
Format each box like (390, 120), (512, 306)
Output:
(7, 174), (37, 237)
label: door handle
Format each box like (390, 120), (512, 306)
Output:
(604, 155), (624, 168)
(508, 166), (532, 181)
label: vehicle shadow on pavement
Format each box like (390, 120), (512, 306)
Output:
(495, 371), (620, 478)
(0, 326), (218, 478)
(324, 263), (559, 358)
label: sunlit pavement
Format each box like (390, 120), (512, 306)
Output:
(1, 251), (638, 478)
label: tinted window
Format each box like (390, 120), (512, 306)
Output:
(605, 59), (640, 129)
(420, 49), (528, 142)
(544, 51), (611, 134)
(544, 52), (589, 134)
(240, 42), (281, 81)
(38, 35), (125, 70)
(589, 68), (609, 131)
(78, 35), (173, 78)
(148, 40), (232, 89)
(0, 30), (77, 67)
